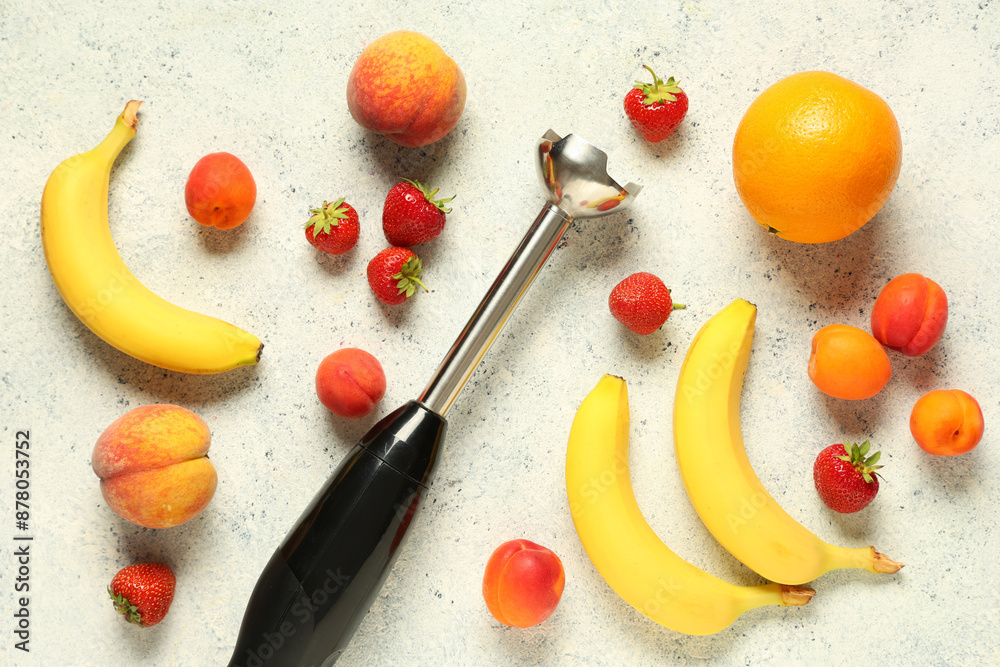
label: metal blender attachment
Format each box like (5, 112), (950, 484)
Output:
(228, 131), (641, 667)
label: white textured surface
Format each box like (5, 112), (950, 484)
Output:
(2, 1), (999, 665)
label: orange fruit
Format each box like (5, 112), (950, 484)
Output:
(732, 71), (901, 243)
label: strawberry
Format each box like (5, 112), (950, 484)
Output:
(813, 440), (884, 513)
(305, 198), (360, 255)
(108, 563), (176, 627)
(624, 65), (688, 142)
(367, 247), (428, 305)
(608, 272), (684, 335)
(382, 179), (455, 246)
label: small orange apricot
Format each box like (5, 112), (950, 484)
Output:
(910, 389), (984, 456)
(808, 324), (891, 400)
(185, 152), (257, 229)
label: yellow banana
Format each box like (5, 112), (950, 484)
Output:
(567, 375), (814, 636)
(40, 101), (262, 374)
(673, 299), (903, 585)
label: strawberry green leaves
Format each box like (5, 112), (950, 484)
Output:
(835, 440), (884, 485)
(633, 65), (682, 105)
(392, 256), (429, 299)
(305, 198), (351, 236)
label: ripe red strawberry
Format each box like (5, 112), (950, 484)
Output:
(813, 441), (884, 513)
(624, 65), (689, 142)
(305, 198), (360, 255)
(382, 179), (455, 246)
(367, 247), (428, 305)
(608, 272), (684, 335)
(108, 563), (176, 627)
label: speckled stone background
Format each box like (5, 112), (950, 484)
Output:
(2, 1), (999, 665)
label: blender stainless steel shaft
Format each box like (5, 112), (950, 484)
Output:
(421, 130), (641, 414)
(228, 131), (640, 667)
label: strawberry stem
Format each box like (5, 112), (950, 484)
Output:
(304, 198), (350, 236)
(836, 440), (884, 484)
(402, 178), (455, 214)
(633, 65), (682, 105)
(109, 587), (143, 626)
(391, 256), (429, 299)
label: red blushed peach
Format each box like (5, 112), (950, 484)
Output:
(92, 405), (217, 529)
(347, 31), (466, 148)
(184, 152), (257, 229)
(315, 348), (386, 419)
(482, 539), (565, 628)
(910, 389), (984, 456)
(871, 273), (948, 357)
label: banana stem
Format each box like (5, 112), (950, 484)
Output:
(87, 101), (142, 167)
(778, 585), (816, 606)
(736, 582), (815, 615)
(830, 545), (904, 576)
(121, 100), (142, 130)
(872, 550), (905, 573)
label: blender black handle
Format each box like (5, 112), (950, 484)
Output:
(227, 401), (446, 667)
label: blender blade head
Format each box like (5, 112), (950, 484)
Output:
(537, 130), (642, 219)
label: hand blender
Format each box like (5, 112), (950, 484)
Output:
(228, 130), (640, 667)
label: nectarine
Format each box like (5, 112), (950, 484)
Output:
(315, 348), (386, 419)
(92, 405), (217, 529)
(871, 273), (948, 357)
(347, 31), (466, 147)
(482, 539), (565, 628)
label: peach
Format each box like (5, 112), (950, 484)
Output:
(910, 389), (984, 456)
(92, 405), (217, 529)
(871, 273), (948, 356)
(347, 31), (466, 147)
(184, 152), (257, 229)
(808, 324), (892, 400)
(482, 539), (565, 628)
(315, 348), (386, 419)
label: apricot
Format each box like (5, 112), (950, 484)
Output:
(910, 389), (984, 456)
(347, 31), (466, 147)
(184, 152), (257, 229)
(92, 405), (217, 529)
(482, 539), (565, 628)
(315, 348), (386, 419)
(808, 324), (892, 400)
(871, 273), (948, 356)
